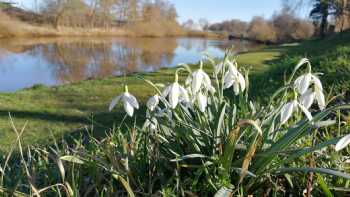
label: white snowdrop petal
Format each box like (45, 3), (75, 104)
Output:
(202, 71), (212, 88)
(299, 74), (311, 94)
(109, 95), (122, 111)
(294, 76), (303, 91)
(237, 72), (246, 92)
(335, 134), (350, 151)
(179, 86), (190, 103)
(197, 92), (207, 112)
(280, 101), (295, 124)
(125, 93), (139, 109)
(124, 100), (134, 117)
(169, 83), (180, 109)
(227, 61), (238, 76)
(297, 102), (313, 121)
(147, 95), (159, 111)
(315, 89), (326, 110)
(311, 75), (323, 91)
(224, 72), (234, 89)
(192, 70), (203, 94)
(233, 82), (240, 95)
(299, 89), (315, 109)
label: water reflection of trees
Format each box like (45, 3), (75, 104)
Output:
(0, 37), (261, 85)
(39, 38), (178, 83)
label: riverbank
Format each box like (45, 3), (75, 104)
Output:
(0, 11), (225, 39)
(0, 47), (281, 152)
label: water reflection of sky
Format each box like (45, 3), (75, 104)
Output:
(0, 51), (58, 92)
(0, 37), (259, 92)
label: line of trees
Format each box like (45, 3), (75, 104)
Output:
(209, 7), (315, 43)
(39, 0), (180, 30)
(209, 0), (350, 43)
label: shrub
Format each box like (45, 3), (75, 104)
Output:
(247, 16), (277, 43)
(272, 9), (315, 42)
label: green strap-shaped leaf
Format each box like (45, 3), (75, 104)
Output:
(274, 167), (350, 179)
(252, 104), (350, 175)
(317, 173), (334, 197)
(170, 154), (207, 162)
(60, 156), (84, 164)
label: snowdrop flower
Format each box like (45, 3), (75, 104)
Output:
(147, 94), (159, 111)
(280, 99), (312, 125)
(162, 71), (189, 109)
(223, 60), (246, 95)
(109, 85), (139, 117)
(294, 72), (323, 95)
(186, 61), (214, 94)
(335, 133), (350, 151)
(196, 92), (208, 112)
(299, 87), (326, 110)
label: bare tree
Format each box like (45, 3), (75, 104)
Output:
(247, 16), (277, 43)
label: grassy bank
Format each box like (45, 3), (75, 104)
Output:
(0, 49), (280, 152)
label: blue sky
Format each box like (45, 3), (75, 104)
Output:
(13, 0), (309, 23)
(171, 0), (282, 23)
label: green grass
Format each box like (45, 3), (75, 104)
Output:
(1, 31), (349, 152)
(251, 31), (350, 102)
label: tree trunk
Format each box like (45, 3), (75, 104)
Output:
(320, 3), (329, 38)
(320, 14), (328, 37)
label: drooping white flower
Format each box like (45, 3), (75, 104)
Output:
(196, 92), (208, 112)
(162, 73), (189, 109)
(299, 89), (315, 109)
(186, 63), (214, 95)
(147, 94), (159, 111)
(280, 100), (312, 125)
(298, 85), (326, 110)
(335, 134), (350, 151)
(294, 73), (323, 95)
(294, 73), (312, 94)
(223, 61), (246, 95)
(109, 85), (139, 117)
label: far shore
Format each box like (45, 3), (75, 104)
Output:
(0, 23), (227, 39)
(0, 10), (226, 39)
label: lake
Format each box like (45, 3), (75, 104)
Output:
(0, 37), (261, 92)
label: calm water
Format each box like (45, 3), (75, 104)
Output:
(0, 37), (260, 92)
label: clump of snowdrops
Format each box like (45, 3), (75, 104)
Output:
(1, 52), (349, 196)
